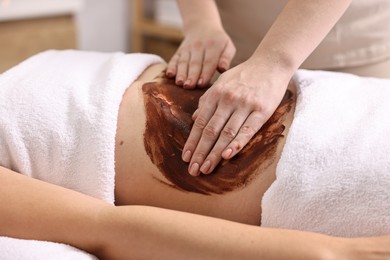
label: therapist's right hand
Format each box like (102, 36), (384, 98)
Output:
(166, 25), (236, 89)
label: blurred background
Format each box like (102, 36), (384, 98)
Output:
(0, 0), (183, 72)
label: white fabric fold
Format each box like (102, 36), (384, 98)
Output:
(0, 50), (163, 258)
(0, 237), (97, 260)
(262, 70), (390, 237)
(0, 49), (163, 203)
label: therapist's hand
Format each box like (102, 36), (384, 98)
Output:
(182, 59), (290, 176)
(166, 25), (236, 89)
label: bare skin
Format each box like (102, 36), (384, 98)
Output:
(1, 63), (390, 259)
(166, 0), (352, 177)
(114, 63), (292, 225)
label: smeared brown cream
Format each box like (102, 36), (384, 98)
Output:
(143, 77), (294, 195)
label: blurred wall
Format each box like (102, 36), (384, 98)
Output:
(76, 0), (129, 52)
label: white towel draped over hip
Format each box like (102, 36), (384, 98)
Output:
(0, 50), (163, 203)
(262, 70), (390, 237)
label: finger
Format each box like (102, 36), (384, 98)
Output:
(182, 97), (217, 164)
(176, 51), (190, 86)
(189, 104), (234, 176)
(222, 111), (267, 159)
(217, 40), (236, 73)
(192, 92), (208, 121)
(166, 52), (180, 78)
(184, 44), (204, 89)
(192, 108), (199, 121)
(198, 45), (224, 87)
(200, 110), (248, 174)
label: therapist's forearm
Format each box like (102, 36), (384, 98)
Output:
(177, 0), (223, 32)
(251, 0), (352, 78)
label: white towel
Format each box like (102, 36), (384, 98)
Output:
(0, 50), (163, 203)
(0, 237), (97, 260)
(261, 70), (390, 237)
(0, 50), (163, 259)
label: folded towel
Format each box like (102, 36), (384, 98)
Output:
(261, 70), (390, 237)
(0, 50), (163, 203)
(0, 236), (97, 260)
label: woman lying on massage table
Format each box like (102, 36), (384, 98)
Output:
(0, 50), (389, 260)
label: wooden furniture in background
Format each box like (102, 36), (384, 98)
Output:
(0, 15), (77, 73)
(131, 0), (183, 62)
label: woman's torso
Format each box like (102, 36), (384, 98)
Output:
(114, 64), (296, 225)
(217, 0), (390, 69)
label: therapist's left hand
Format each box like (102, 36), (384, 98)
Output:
(182, 58), (289, 176)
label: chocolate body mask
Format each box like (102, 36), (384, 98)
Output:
(143, 78), (294, 195)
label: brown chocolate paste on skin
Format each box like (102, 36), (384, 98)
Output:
(142, 77), (294, 195)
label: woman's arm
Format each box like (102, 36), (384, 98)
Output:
(1, 166), (389, 259)
(0, 166), (108, 254)
(108, 206), (342, 260)
(182, 0), (353, 176)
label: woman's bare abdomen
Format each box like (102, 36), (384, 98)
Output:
(114, 64), (296, 225)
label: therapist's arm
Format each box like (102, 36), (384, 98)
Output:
(166, 0), (235, 88)
(183, 0), (353, 176)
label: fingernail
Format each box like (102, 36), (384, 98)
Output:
(189, 163), (200, 176)
(182, 150), (192, 162)
(197, 78), (203, 86)
(166, 71), (174, 78)
(222, 148), (233, 159)
(200, 160), (211, 174)
(183, 79), (192, 88)
(218, 61), (228, 72)
(177, 77), (184, 85)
